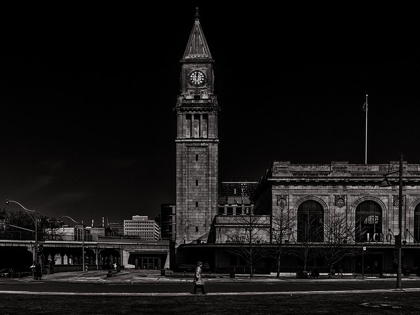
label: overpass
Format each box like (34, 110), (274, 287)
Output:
(0, 237), (170, 271)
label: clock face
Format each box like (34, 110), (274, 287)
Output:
(189, 70), (205, 86)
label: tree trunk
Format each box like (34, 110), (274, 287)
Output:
(250, 257), (254, 278)
(276, 251), (281, 278)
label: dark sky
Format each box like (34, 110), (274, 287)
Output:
(1, 3), (419, 226)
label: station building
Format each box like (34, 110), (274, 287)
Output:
(173, 10), (420, 275)
(177, 161), (420, 275)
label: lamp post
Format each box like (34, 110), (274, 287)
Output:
(5, 200), (38, 263)
(381, 154), (403, 290)
(61, 215), (85, 272)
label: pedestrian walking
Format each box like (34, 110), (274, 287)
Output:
(30, 261), (36, 279)
(35, 262), (42, 280)
(192, 261), (206, 294)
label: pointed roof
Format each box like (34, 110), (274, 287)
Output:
(182, 8), (212, 60)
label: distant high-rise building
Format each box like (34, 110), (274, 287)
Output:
(161, 204), (176, 241)
(154, 214), (162, 227)
(123, 215), (160, 241)
(107, 222), (124, 236)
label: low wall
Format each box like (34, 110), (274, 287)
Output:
(50, 264), (99, 273)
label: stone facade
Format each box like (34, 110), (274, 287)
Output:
(174, 14), (220, 248)
(196, 161), (420, 274)
(210, 215), (271, 244)
(252, 161), (420, 245)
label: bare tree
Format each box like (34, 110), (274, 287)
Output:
(271, 210), (296, 277)
(226, 214), (270, 278)
(0, 209), (63, 241)
(315, 212), (363, 277)
(0, 208), (36, 240)
(42, 217), (65, 241)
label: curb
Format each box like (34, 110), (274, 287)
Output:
(16, 274), (420, 284)
(1, 288), (420, 297)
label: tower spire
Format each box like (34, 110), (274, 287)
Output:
(195, 7), (199, 20)
(182, 7), (212, 60)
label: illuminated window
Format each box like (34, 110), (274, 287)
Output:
(356, 200), (382, 242)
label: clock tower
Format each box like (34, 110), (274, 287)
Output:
(174, 9), (220, 248)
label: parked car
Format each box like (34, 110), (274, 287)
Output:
(0, 268), (31, 278)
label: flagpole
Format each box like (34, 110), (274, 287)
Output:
(364, 94), (368, 164)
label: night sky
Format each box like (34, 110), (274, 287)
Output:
(1, 3), (419, 226)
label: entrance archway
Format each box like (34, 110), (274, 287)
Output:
(355, 252), (383, 276)
(128, 253), (166, 270)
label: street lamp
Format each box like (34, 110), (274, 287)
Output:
(5, 199), (39, 264)
(380, 154), (403, 290)
(61, 215), (85, 272)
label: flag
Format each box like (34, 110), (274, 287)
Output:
(363, 101), (368, 112)
(363, 94), (368, 112)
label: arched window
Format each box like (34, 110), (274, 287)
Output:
(297, 200), (324, 242)
(414, 204), (420, 243)
(355, 201), (382, 242)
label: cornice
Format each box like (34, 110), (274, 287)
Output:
(266, 176), (420, 185)
(175, 139), (219, 144)
(174, 106), (221, 113)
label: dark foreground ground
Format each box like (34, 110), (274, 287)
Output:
(1, 292), (418, 315)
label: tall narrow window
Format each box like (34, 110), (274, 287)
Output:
(193, 114), (200, 138)
(297, 200), (324, 242)
(196, 201), (198, 207)
(196, 226), (199, 232)
(202, 114), (208, 138)
(185, 114), (192, 138)
(196, 180), (198, 186)
(415, 204), (420, 243)
(196, 154), (198, 161)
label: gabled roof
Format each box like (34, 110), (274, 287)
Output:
(182, 9), (212, 61)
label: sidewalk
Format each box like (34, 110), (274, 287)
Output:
(7, 269), (420, 298)
(20, 269), (420, 284)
